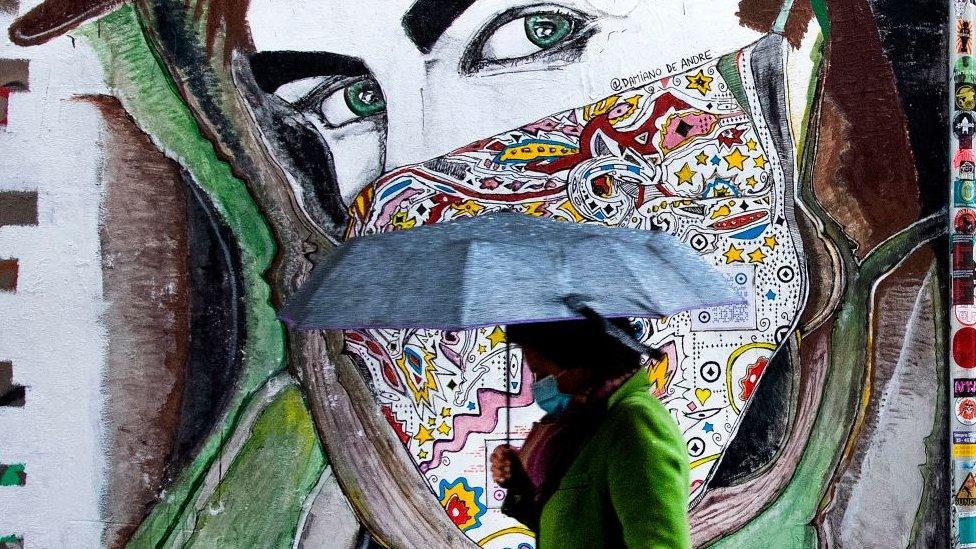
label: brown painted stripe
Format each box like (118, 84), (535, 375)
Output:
(0, 59), (29, 91)
(0, 259), (18, 291)
(0, 191), (37, 228)
(1, 59), (29, 127)
(0, 0), (18, 15)
(0, 361), (24, 407)
(9, 0), (122, 46)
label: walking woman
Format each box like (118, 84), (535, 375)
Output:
(491, 316), (691, 548)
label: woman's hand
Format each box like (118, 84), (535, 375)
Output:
(490, 444), (521, 487)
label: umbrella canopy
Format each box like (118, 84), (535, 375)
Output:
(279, 212), (743, 332)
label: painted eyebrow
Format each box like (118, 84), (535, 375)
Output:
(249, 51), (370, 93)
(402, 0), (478, 54)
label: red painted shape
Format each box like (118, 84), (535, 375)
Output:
(954, 327), (976, 369)
(381, 405), (410, 444)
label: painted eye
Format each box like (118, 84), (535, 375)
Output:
(272, 75), (387, 128)
(465, 8), (593, 72)
(480, 13), (577, 61)
(525, 14), (573, 48)
(343, 78), (386, 118)
(683, 408), (721, 421)
(319, 78), (387, 126)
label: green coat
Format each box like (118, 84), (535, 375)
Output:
(537, 369), (691, 548)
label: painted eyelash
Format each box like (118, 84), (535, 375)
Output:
(291, 76), (355, 113)
(459, 5), (597, 75)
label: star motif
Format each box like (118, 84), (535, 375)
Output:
(763, 235), (778, 250)
(710, 155), (721, 166)
(441, 407), (452, 418)
(437, 422), (452, 435)
(748, 248), (767, 263)
(675, 163), (696, 185)
(723, 148), (748, 171)
(703, 422), (714, 433)
(765, 289), (777, 300)
(695, 151), (709, 165)
(418, 449), (429, 459)
(427, 417), (436, 426)
(452, 199), (485, 216)
(467, 402), (477, 410)
(414, 424), (434, 445)
(723, 243), (744, 263)
(477, 344), (487, 354)
(487, 326), (506, 348)
(753, 154), (768, 169)
(746, 139), (758, 151)
(685, 69), (714, 96)
(745, 176), (759, 188)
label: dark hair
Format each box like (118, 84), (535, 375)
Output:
(506, 317), (645, 376)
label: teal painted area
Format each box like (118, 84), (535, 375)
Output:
(961, 515), (976, 544)
(0, 464), (25, 486)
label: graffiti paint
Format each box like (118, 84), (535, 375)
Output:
(0, 0), (952, 546)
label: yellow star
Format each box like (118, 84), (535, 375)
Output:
(440, 407), (451, 418)
(745, 176), (759, 188)
(675, 163), (696, 185)
(746, 139), (758, 151)
(723, 148), (748, 171)
(753, 154), (768, 169)
(763, 235), (778, 250)
(477, 344), (486, 353)
(685, 69), (714, 96)
(437, 422), (452, 435)
(414, 424), (434, 445)
(452, 199), (485, 216)
(487, 326), (506, 349)
(427, 417), (436, 426)
(695, 151), (709, 165)
(748, 248), (767, 263)
(418, 449), (428, 459)
(723, 243), (744, 263)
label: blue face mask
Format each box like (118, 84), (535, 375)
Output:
(531, 374), (572, 416)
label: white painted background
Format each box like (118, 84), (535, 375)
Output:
(0, 2), (109, 545)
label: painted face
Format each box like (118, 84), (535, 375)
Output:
(242, 2), (814, 547)
(245, 0), (765, 209)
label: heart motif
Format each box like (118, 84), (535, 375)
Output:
(695, 388), (712, 404)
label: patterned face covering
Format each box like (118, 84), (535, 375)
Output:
(341, 34), (807, 545)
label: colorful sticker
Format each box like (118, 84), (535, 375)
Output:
(959, 397), (976, 427)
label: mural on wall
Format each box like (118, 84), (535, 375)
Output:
(0, 0), (952, 547)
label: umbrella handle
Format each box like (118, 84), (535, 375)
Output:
(505, 339), (511, 446)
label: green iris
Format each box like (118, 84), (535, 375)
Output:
(344, 78), (386, 118)
(524, 13), (573, 49)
